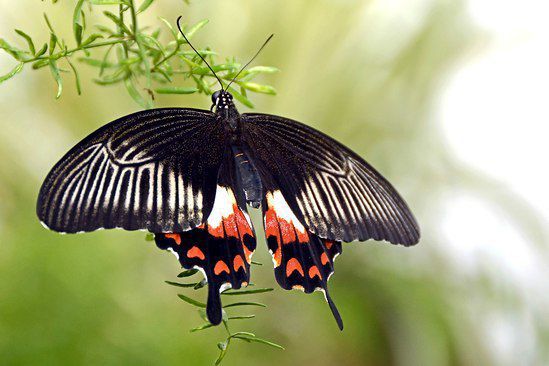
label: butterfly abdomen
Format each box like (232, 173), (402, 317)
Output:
(232, 146), (263, 208)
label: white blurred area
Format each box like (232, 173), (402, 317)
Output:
(440, 0), (549, 283)
(439, 0), (549, 363)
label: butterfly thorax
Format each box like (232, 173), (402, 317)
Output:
(213, 90), (240, 134)
(212, 90), (262, 207)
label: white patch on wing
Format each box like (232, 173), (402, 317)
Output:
(219, 282), (232, 293)
(207, 185), (237, 228)
(266, 190), (306, 233)
(168, 247), (179, 260)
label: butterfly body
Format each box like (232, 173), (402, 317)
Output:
(37, 89), (419, 330)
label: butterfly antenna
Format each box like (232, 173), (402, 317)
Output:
(176, 16), (224, 90)
(226, 34), (274, 91)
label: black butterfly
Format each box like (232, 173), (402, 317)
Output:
(36, 18), (419, 330)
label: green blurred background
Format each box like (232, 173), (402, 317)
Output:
(1, 0), (548, 365)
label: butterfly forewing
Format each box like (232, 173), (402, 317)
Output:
(37, 108), (226, 233)
(242, 113), (420, 245)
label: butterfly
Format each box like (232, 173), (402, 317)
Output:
(36, 17), (419, 330)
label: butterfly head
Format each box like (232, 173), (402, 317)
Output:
(211, 90), (234, 111)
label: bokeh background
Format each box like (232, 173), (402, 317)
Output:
(1, 0), (548, 365)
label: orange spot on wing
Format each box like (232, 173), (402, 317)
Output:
(292, 285), (304, 291)
(187, 246), (205, 260)
(308, 266), (322, 280)
(320, 252), (329, 265)
(233, 255), (246, 272)
(165, 233), (181, 245)
(214, 260), (230, 275)
(325, 240), (334, 249)
(242, 281), (248, 287)
(286, 258), (304, 277)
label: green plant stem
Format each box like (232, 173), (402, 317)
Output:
(23, 39), (127, 64)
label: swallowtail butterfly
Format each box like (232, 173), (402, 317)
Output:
(37, 18), (419, 330)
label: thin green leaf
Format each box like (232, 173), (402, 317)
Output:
(137, 0), (155, 13)
(81, 34), (104, 47)
(155, 86), (198, 94)
(190, 323), (214, 332)
(177, 269), (199, 277)
(227, 86), (254, 108)
(35, 43), (48, 58)
(0, 63), (24, 84)
(177, 294), (206, 308)
(193, 279), (207, 290)
(14, 29), (35, 55)
(185, 19), (208, 39)
(103, 11), (132, 35)
(32, 59), (50, 70)
(65, 57), (82, 95)
(246, 66), (280, 74)
(228, 315), (256, 320)
(0, 39), (28, 61)
(223, 302), (267, 308)
(124, 77), (147, 108)
(73, 0), (85, 42)
(164, 281), (196, 288)
(233, 335), (285, 350)
(222, 288), (273, 296)
(240, 82), (276, 95)
(49, 60), (63, 99)
(48, 33), (57, 55)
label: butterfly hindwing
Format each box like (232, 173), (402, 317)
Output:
(37, 108), (226, 233)
(155, 156), (256, 325)
(242, 113), (420, 246)
(263, 189), (344, 330)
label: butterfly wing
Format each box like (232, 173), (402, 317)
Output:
(155, 154), (256, 325)
(263, 189), (344, 329)
(37, 108), (226, 233)
(242, 113), (420, 245)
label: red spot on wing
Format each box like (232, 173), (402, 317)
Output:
(165, 233), (181, 245)
(187, 246), (205, 260)
(214, 260), (230, 275)
(296, 229), (309, 243)
(320, 252), (329, 265)
(279, 219), (297, 244)
(208, 223), (224, 238)
(286, 258), (304, 277)
(234, 205), (253, 237)
(265, 207), (308, 245)
(308, 265), (322, 280)
(233, 255), (246, 272)
(265, 208), (280, 240)
(325, 240), (334, 250)
(223, 213), (239, 238)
